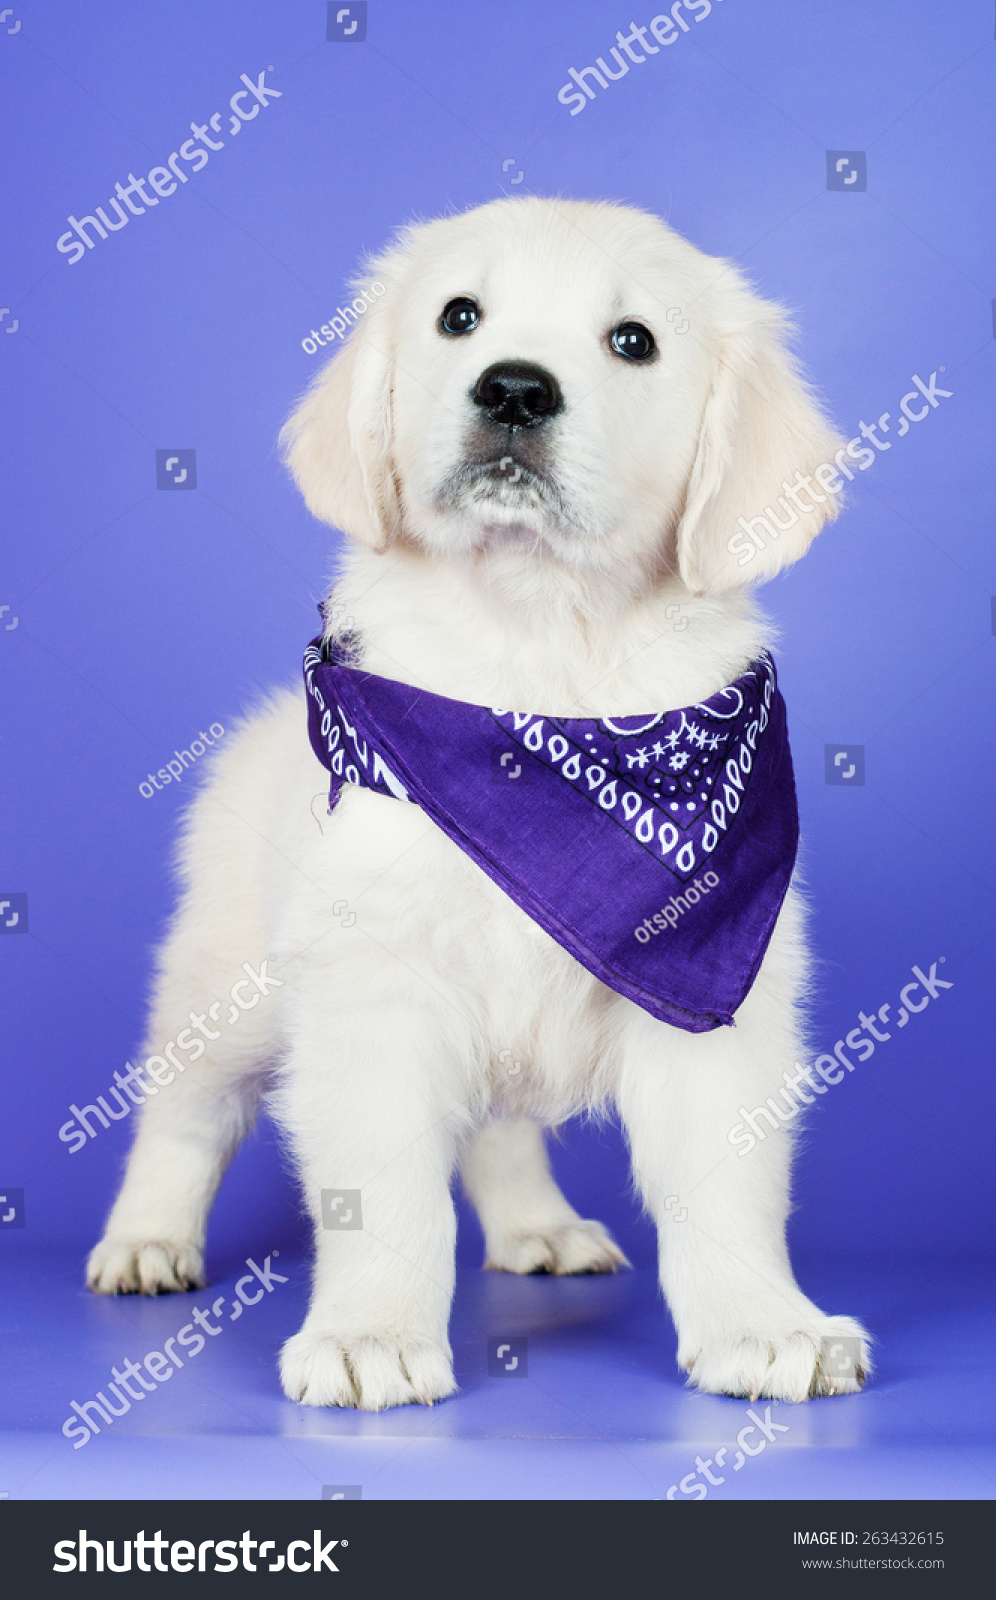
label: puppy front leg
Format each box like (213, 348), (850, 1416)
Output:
(87, 940), (279, 1295)
(278, 987), (469, 1410)
(87, 1064), (262, 1295)
(616, 994), (871, 1403)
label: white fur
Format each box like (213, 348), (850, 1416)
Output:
(89, 198), (870, 1407)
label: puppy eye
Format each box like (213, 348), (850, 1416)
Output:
(440, 297), (480, 335)
(610, 322), (656, 361)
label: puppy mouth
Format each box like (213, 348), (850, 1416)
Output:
(435, 456), (572, 524)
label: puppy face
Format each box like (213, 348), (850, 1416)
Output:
(283, 198), (842, 595)
(385, 203), (716, 581)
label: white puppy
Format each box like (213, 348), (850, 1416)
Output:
(88, 198), (871, 1408)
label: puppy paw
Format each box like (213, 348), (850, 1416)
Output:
(682, 1315), (872, 1402)
(485, 1218), (630, 1276)
(280, 1330), (457, 1410)
(86, 1237), (206, 1295)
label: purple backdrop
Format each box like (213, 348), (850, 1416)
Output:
(1, 0), (994, 1287)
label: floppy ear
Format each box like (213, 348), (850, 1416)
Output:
(675, 292), (844, 594)
(280, 303), (400, 552)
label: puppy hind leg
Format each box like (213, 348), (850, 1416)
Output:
(461, 1118), (629, 1275)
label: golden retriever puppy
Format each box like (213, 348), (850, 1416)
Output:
(88, 198), (870, 1409)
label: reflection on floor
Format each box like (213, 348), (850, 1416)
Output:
(2, 1248), (993, 1500)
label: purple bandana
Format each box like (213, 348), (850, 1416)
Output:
(304, 636), (798, 1032)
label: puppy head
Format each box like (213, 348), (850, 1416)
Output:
(282, 198), (842, 595)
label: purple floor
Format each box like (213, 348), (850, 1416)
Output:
(2, 1245), (993, 1501)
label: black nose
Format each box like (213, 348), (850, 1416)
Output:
(472, 362), (562, 429)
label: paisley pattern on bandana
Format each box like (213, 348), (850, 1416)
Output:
(304, 636), (799, 1033)
(489, 658), (775, 884)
